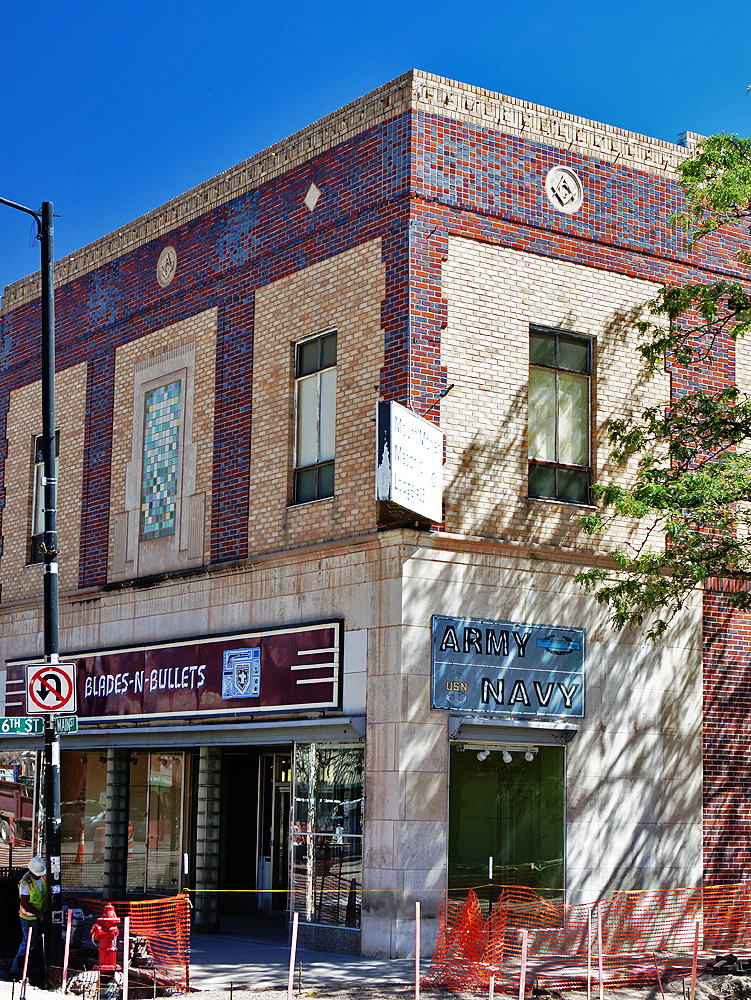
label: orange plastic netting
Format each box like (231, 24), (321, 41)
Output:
(423, 884), (751, 992)
(78, 894), (190, 989)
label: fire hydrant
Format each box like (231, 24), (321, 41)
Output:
(91, 903), (121, 971)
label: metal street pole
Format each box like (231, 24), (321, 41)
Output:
(0, 197), (62, 985)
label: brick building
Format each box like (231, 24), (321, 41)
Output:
(0, 70), (745, 957)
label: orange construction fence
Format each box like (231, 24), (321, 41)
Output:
(423, 884), (751, 992)
(77, 893), (190, 990)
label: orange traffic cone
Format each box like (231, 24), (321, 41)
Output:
(76, 828), (85, 864)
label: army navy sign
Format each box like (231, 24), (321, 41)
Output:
(431, 615), (585, 718)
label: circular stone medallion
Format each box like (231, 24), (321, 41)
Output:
(544, 166), (584, 214)
(157, 246), (178, 287)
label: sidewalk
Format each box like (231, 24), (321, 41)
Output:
(189, 931), (417, 992)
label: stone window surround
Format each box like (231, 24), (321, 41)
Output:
(112, 342), (204, 580)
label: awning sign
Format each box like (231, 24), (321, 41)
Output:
(431, 615), (585, 719)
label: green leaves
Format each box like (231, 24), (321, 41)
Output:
(673, 133), (751, 243)
(578, 132), (751, 638)
(635, 134), (751, 371)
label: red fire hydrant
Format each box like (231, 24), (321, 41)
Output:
(91, 903), (121, 971)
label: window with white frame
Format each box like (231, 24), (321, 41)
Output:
(294, 331), (337, 504)
(29, 431), (59, 564)
(528, 327), (591, 504)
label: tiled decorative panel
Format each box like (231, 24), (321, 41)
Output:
(140, 380), (182, 540)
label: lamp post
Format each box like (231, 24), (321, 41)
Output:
(0, 197), (62, 984)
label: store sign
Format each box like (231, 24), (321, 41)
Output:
(431, 615), (585, 719)
(375, 400), (443, 522)
(11, 621), (343, 723)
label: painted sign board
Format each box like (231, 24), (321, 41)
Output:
(431, 615), (585, 719)
(376, 400), (443, 523)
(10, 621), (343, 723)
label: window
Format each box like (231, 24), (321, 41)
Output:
(140, 379), (183, 540)
(528, 328), (591, 504)
(29, 431), (59, 564)
(294, 331), (336, 503)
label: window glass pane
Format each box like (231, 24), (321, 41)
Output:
(292, 744), (363, 926)
(528, 368), (556, 461)
(297, 339), (320, 377)
(146, 754), (183, 893)
(528, 462), (557, 499)
(448, 743), (564, 901)
(61, 751), (107, 890)
(558, 468), (590, 504)
(320, 333), (337, 370)
(318, 462), (335, 499)
(558, 372), (589, 466)
(558, 335), (590, 373)
(318, 368), (336, 462)
(140, 380), (182, 540)
(529, 330), (556, 367)
(127, 753), (149, 893)
(33, 461), (44, 537)
(295, 467), (317, 504)
(296, 375), (319, 467)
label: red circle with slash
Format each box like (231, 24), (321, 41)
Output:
(28, 665), (74, 712)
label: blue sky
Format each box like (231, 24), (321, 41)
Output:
(1, 0), (750, 294)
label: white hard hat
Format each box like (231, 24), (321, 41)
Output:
(28, 857), (46, 877)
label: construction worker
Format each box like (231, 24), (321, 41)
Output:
(9, 856), (46, 980)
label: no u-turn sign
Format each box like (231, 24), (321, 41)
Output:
(26, 663), (77, 714)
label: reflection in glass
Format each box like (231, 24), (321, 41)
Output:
(60, 751), (108, 889)
(528, 368), (556, 462)
(558, 373), (588, 466)
(291, 744), (363, 927)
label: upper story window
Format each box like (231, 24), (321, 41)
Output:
(528, 328), (591, 504)
(140, 379), (183, 540)
(294, 331), (337, 504)
(29, 430), (59, 564)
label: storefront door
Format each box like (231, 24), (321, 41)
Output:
(256, 753), (291, 913)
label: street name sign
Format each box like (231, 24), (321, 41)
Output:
(0, 717), (44, 735)
(0, 716), (78, 735)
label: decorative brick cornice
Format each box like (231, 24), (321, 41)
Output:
(412, 71), (694, 179)
(1, 68), (696, 313)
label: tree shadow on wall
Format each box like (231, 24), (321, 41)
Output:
(442, 304), (662, 552)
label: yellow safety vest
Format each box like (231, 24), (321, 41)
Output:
(19, 874), (46, 920)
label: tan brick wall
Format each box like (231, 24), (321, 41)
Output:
(2, 363), (88, 602)
(108, 308), (217, 578)
(441, 238), (670, 552)
(248, 240), (385, 555)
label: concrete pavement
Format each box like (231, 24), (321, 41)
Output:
(189, 929), (417, 992)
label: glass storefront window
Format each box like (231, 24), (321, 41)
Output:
(448, 744), (564, 902)
(60, 750), (184, 894)
(148, 754), (183, 892)
(291, 744), (363, 927)
(128, 753), (184, 894)
(60, 752), (108, 890)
